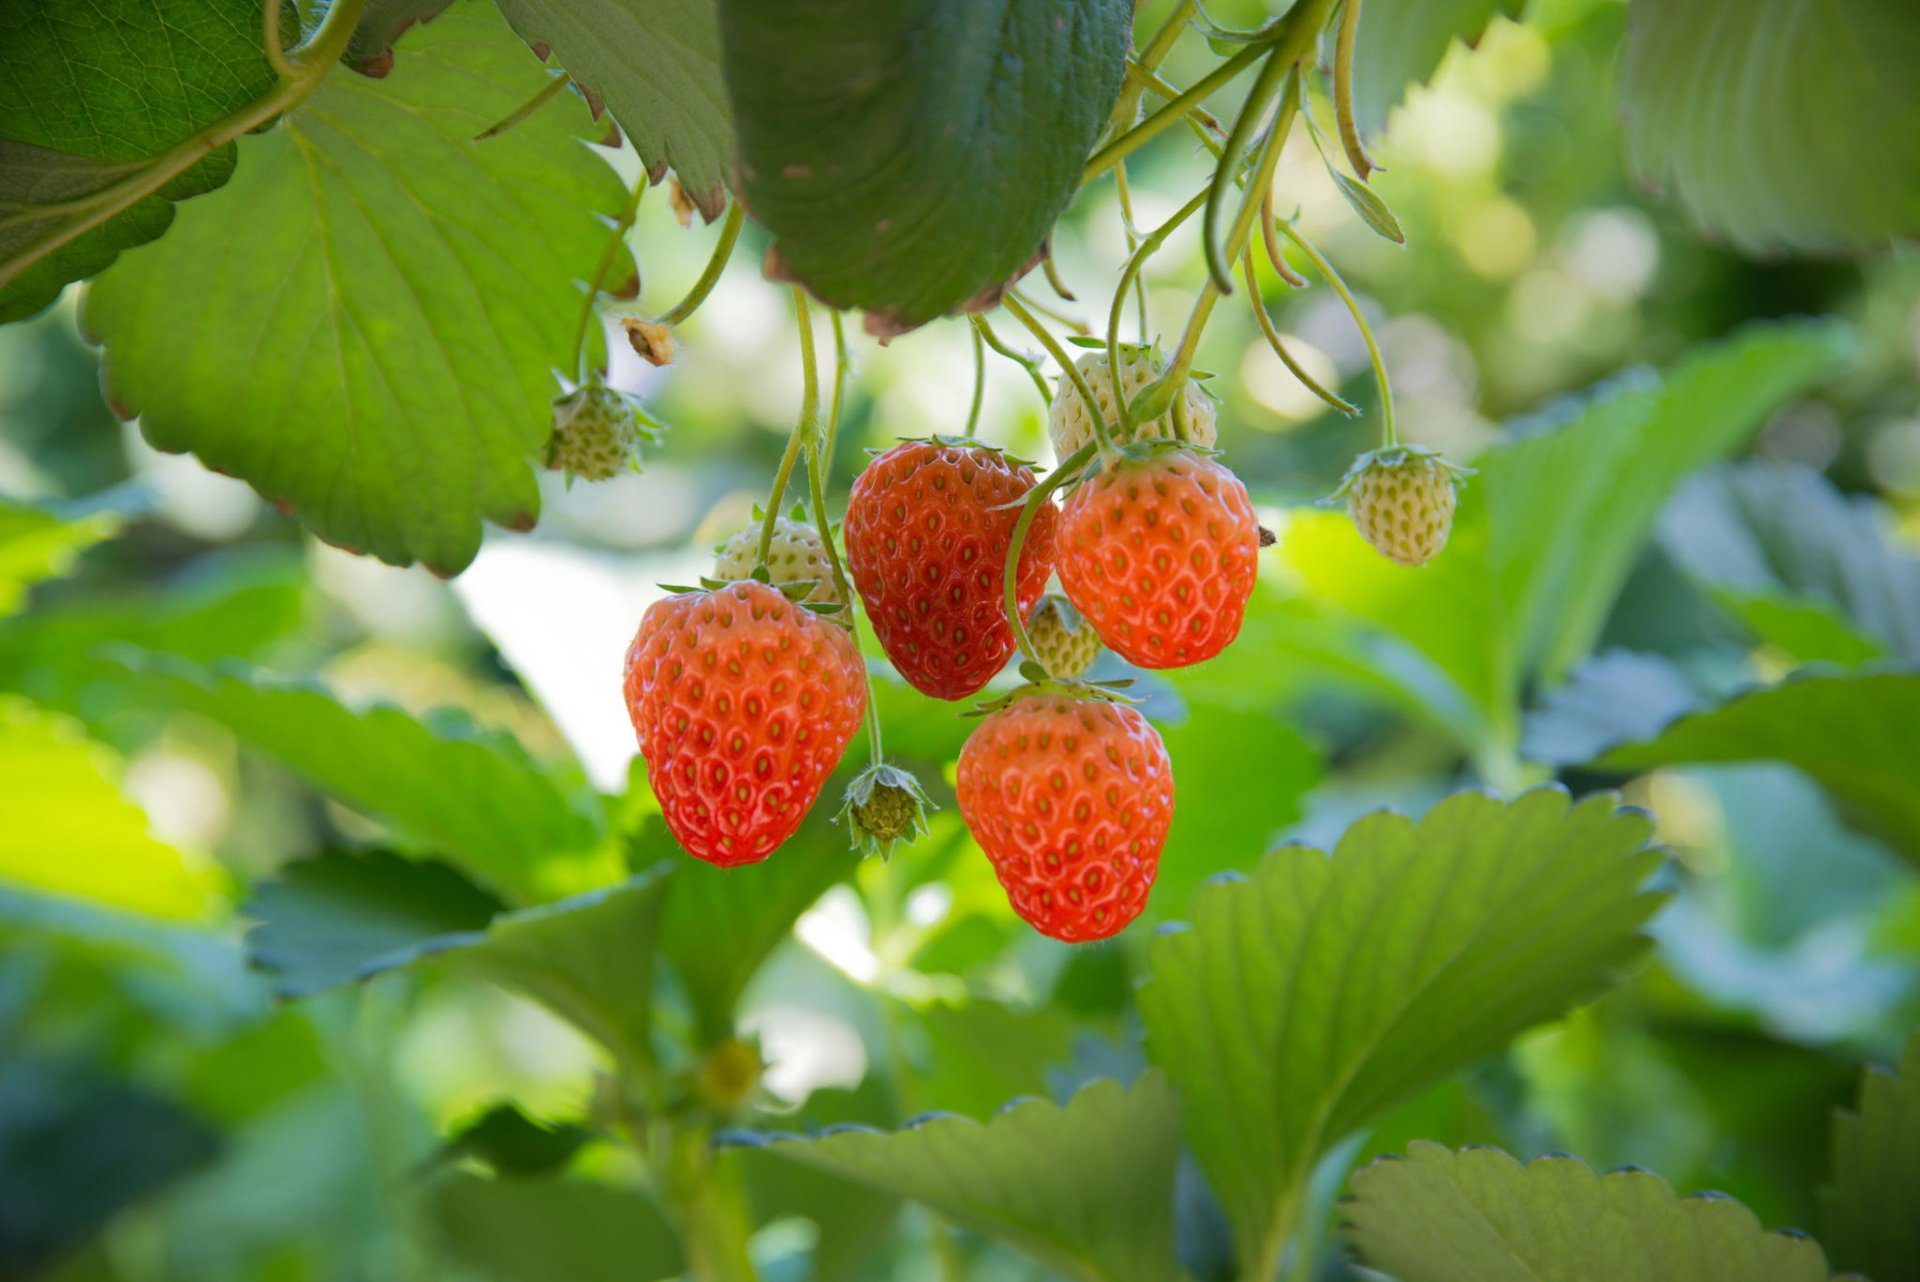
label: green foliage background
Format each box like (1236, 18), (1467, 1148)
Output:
(1, 0), (1919, 1280)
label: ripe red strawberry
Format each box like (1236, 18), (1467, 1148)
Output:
(956, 692), (1173, 943)
(1056, 448), (1260, 669)
(844, 439), (1058, 700)
(623, 580), (865, 867)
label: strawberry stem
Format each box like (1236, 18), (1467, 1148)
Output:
(1242, 244), (1358, 416)
(571, 176), (647, 383)
(656, 201), (745, 327)
(1333, 0), (1379, 181)
(1002, 293), (1115, 454)
(1275, 218), (1397, 447)
(962, 323), (985, 440)
(1107, 185), (1211, 438)
(968, 313), (1053, 408)
(758, 287), (820, 568)
(1003, 442), (1096, 665)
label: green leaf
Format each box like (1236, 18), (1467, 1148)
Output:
(1277, 321), (1853, 750)
(1522, 650), (1704, 768)
(426, 1172), (683, 1282)
(652, 806), (856, 1046)
(914, 998), (1078, 1120)
(1661, 463), (1920, 665)
(1138, 788), (1664, 1273)
(719, 0), (1131, 335)
(0, 497), (117, 617)
(0, 0), (287, 320)
(83, 1), (632, 572)
(0, 696), (219, 920)
(126, 657), (608, 902)
(495, 0), (732, 215)
(1346, 1143), (1835, 1282)
(1825, 1031), (1920, 1281)
(1329, 168), (1405, 244)
(741, 1077), (900, 1282)
(440, 1103), (593, 1177)
(728, 1075), (1184, 1282)
(344, 0), (457, 71)
(1349, 0), (1522, 137)
(244, 850), (503, 999)
(1619, 0), (1920, 254)
(1594, 671), (1920, 869)
(246, 848), (673, 1067)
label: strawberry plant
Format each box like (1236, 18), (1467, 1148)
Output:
(2, 1), (1918, 1281)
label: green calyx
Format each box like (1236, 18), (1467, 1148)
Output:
(834, 763), (936, 859)
(1326, 444), (1475, 503)
(966, 669), (1138, 718)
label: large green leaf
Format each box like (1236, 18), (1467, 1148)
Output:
(244, 850), (503, 999)
(727, 1075), (1184, 1282)
(0, 497), (117, 617)
(718, 0), (1130, 335)
(1661, 463), (1920, 665)
(246, 848), (671, 1067)
(426, 1172), (683, 1282)
(1276, 321), (1852, 756)
(914, 997), (1078, 1121)
(1138, 789), (1664, 1274)
(0, 0), (287, 320)
(127, 657), (608, 901)
(83, 1), (631, 572)
(495, 0), (732, 216)
(1594, 671), (1920, 869)
(1346, 1143), (1834, 1282)
(1521, 650), (1704, 769)
(1350, 0), (1522, 137)
(1619, 0), (1920, 254)
(1825, 1031), (1920, 1281)
(652, 805), (857, 1046)
(0, 696), (219, 920)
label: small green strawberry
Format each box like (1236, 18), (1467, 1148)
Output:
(1333, 446), (1473, 568)
(835, 762), (936, 859)
(1027, 595), (1100, 680)
(1048, 344), (1216, 459)
(548, 380), (664, 482)
(714, 509), (844, 607)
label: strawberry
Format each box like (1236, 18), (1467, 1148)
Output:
(1027, 595), (1100, 680)
(549, 381), (664, 482)
(1056, 447), (1260, 669)
(1048, 346), (1216, 460)
(713, 512), (844, 608)
(844, 439), (1058, 700)
(1335, 446), (1470, 568)
(624, 580), (865, 867)
(956, 691), (1173, 943)
(835, 762), (936, 859)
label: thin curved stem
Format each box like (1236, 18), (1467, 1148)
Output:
(1002, 293), (1112, 454)
(1242, 245), (1357, 416)
(962, 323), (985, 439)
(263, 0), (297, 81)
(1107, 185), (1212, 437)
(476, 72), (572, 141)
(572, 177), (647, 381)
(657, 201), (745, 326)
(1260, 187), (1308, 287)
(1333, 0), (1378, 180)
(1083, 38), (1272, 182)
(1276, 218), (1395, 446)
(0, 0), (371, 291)
(969, 313), (1053, 410)
(759, 288), (819, 565)
(1204, 47), (1293, 294)
(823, 308), (849, 467)
(1003, 442), (1096, 664)
(1009, 287), (1088, 335)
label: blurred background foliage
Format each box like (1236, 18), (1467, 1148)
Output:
(1, 0), (1918, 1278)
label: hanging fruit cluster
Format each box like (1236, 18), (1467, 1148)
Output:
(605, 0), (1477, 942)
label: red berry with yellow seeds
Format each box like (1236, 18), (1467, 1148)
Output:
(623, 580), (865, 867)
(1335, 446), (1470, 568)
(1056, 448), (1260, 670)
(844, 439), (1058, 701)
(957, 692), (1173, 943)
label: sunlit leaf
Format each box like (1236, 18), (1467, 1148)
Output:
(495, 0), (732, 215)
(727, 1075), (1183, 1282)
(1349, 0), (1521, 137)
(125, 657), (609, 902)
(0, 696), (219, 920)
(719, 0), (1130, 334)
(1138, 789), (1664, 1273)
(1346, 1143), (1834, 1282)
(1594, 671), (1920, 868)
(1824, 1031), (1920, 1281)
(0, 498), (117, 618)
(83, 2), (632, 572)
(0, 0), (288, 320)
(1620, 0), (1920, 254)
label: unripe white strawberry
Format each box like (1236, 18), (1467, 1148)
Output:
(713, 513), (844, 607)
(1027, 595), (1100, 680)
(548, 382), (663, 482)
(1047, 345), (1216, 460)
(1335, 447), (1471, 568)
